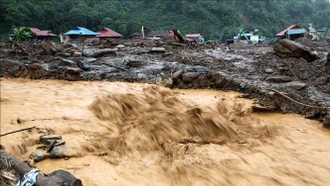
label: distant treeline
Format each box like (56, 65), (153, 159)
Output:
(1, 0), (330, 40)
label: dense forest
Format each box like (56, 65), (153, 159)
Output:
(1, 0), (330, 40)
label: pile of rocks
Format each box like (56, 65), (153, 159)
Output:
(30, 130), (68, 162)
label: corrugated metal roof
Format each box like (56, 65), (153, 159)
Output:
(97, 27), (123, 38)
(30, 27), (56, 37)
(276, 24), (303, 37)
(287, 29), (306, 35)
(64, 26), (97, 36)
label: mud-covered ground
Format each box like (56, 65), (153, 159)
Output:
(1, 38), (330, 127)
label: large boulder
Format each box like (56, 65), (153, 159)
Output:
(182, 72), (201, 83)
(59, 58), (76, 67)
(30, 150), (47, 162)
(40, 40), (60, 55)
(156, 73), (173, 88)
(82, 48), (117, 57)
(273, 39), (319, 62)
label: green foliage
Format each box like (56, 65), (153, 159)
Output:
(12, 26), (33, 43)
(1, 0), (330, 40)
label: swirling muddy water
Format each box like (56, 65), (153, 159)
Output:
(1, 78), (330, 186)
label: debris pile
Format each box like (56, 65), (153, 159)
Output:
(30, 131), (67, 163)
(0, 127), (81, 186)
(1, 149), (82, 186)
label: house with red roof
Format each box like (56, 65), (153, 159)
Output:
(97, 27), (123, 38)
(29, 27), (56, 40)
(275, 24), (306, 40)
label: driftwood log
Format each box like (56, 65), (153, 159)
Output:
(0, 150), (82, 186)
(0, 126), (36, 137)
(172, 28), (186, 43)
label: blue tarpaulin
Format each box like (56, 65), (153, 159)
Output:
(287, 29), (306, 35)
(64, 27), (97, 36)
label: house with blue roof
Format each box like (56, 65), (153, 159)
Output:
(64, 26), (98, 40)
(275, 24), (306, 40)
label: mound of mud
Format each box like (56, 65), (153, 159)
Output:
(89, 85), (278, 154)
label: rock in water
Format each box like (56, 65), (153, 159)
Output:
(273, 39), (319, 62)
(30, 150), (46, 162)
(156, 73), (173, 88)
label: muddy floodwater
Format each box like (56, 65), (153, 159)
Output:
(1, 78), (330, 186)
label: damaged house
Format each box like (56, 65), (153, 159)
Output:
(275, 24), (306, 40)
(29, 27), (56, 40)
(128, 27), (174, 39)
(97, 27), (123, 39)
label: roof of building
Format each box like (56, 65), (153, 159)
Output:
(97, 27), (123, 38)
(276, 24), (304, 37)
(186, 33), (201, 38)
(64, 26), (97, 36)
(318, 27), (327, 32)
(287, 29), (306, 35)
(30, 27), (56, 37)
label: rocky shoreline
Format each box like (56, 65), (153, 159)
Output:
(1, 38), (330, 127)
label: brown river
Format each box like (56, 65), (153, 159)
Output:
(1, 78), (330, 186)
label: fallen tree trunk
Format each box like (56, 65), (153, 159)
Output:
(172, 28), (186, 43)
(0, 150), (81, 186)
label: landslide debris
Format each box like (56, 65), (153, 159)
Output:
(1, 38), (330, 127)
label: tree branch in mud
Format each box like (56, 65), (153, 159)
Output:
(0, 126), (36, 137)
(267, 89), (330, 109)
(172, 28), (186, 43)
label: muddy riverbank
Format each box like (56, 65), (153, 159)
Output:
(1, 38), (330, 127)
(1, 78), (330, 186)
